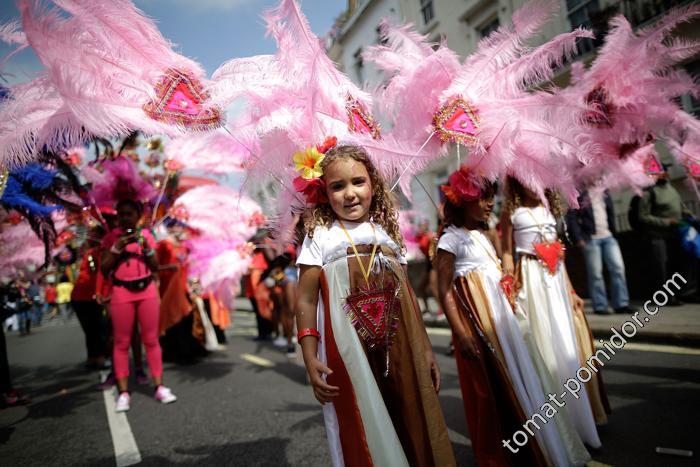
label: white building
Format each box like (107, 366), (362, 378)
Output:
(327, 0), (700, 229)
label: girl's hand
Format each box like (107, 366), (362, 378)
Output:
(571, 292), (584, 310)
(456, 332), (480, 361)
(305, 357), (339, 404)
(426, 350), (441, 393)
(502, 254), (515, 276)
(116, 234), (137, 250)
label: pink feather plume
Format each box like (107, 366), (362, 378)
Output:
(165, 132), (249, 175)
(88, 156), (156, 207)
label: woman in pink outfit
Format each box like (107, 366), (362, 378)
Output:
(101, 199), (176, 412)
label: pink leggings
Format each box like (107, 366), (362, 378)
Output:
(111, 297), (163, 380)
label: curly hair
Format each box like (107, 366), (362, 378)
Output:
(303, 145), (404, 250)
(502, 177), (564, 219)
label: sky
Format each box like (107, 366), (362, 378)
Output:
(0, 0), (346, 84)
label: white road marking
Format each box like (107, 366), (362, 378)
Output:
(595, 342), (700, 356)
(101, 372), (141, 467)
(241, 353), (276, 367)
(426, 327), (452, 336)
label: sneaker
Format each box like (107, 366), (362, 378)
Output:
(614, 305), (638, 314)
(286, 345), (296, 358)
(273, 336), (288, 347)
(98, 373), (116, 390)
(154, 385), (177, 404)
(115, 392), (130, 412)
(135, 368), (149, 385)
(3, 389), (30, 407)
(593, 309), (613, 315)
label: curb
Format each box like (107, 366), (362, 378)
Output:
(424, 319), (700, 348)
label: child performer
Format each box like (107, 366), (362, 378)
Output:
(295, 144), (456, 467)
(101, 199), (176, 412)
(501, 178), (609, 446)
(435, 167), (570, 467)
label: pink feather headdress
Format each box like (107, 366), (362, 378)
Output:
(174, 185), (263, 299)
(365, 0), (594, 205)
(208, 0), (412, 234)
(86, 156), (156, 207)
(1, 0), (224, 168)
(559, 4), (700, 191)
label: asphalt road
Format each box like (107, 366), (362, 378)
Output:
(1, 311), (699, 466)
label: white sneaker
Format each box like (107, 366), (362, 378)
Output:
(272, 336), (288, 347)
(115, 392), (130, 412)
(154, 385), (177, 404)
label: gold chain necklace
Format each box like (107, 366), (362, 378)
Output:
(338, 220), (378, 286)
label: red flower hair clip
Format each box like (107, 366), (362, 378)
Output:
(441, 166), (483, 206)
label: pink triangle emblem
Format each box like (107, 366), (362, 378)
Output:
(143, 68), (223, 131)
(433, 97), (481, 146)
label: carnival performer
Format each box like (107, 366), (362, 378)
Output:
(71, 226), (109, 370)
(435, 167), (573, 466)
(295, 144), (455, 467)
(156, 220), (206, 361)
(501, 178), (610, 439)
(101, 199), (176, 412)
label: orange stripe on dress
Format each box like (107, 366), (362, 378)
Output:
(320, 272), (374, 467)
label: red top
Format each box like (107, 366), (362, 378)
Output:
(156, 239), (189, 297)
(71, 247), (101, 302)
(101, 228), (156, 281)
(416, 232), (435, 258)
(44, 285), (57, 304)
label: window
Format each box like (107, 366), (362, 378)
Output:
(353, 48), (364, 83)
(684, 60), (700, 117)
(420, 0), (434, 25)
(375, 25), (388, 46)
(478, 17), (500, 39)
(566, 0), (600, 54)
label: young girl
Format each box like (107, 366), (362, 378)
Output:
(101, 199), (176, 412)
(435, 167), (570, 467)
(295, 145), (456, 467)
(501, 178), (609, 446)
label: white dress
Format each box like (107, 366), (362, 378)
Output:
(297, 221), (408, 467)
(438, 226), (570, 467)
(512, 206), (602, 451)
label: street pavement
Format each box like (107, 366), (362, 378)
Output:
(1, 309), (699, 467)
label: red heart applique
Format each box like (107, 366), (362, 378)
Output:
(533, 240), (564, 275)
(143, 68), (223, 131)
(433, 97), (481, 146)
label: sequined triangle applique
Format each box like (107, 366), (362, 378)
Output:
(687, 160), (700, 181)
(346, 97), (381, 140)
(344, 283), (400, 352)
(143, 68), (223, 131)
(433, 97), (481, 146)
(645, 153), (663, 176)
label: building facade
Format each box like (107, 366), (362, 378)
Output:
(327, 0), (700, 230)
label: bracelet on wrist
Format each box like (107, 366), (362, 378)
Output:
(110, 245), (122, 254)
(297, 328), (321, 342)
